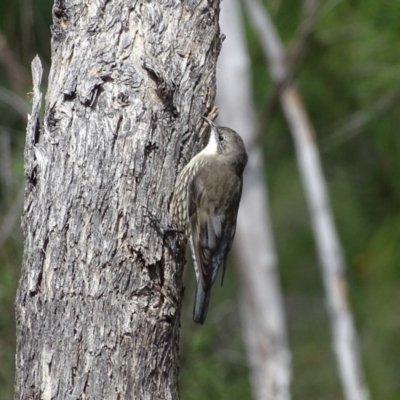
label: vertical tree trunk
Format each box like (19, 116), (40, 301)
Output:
(217, 2), (291, 399)
(15, 2), (222, 399)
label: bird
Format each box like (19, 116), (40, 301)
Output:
(171, 117), (248, 324)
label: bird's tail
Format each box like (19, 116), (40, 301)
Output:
(193, 282), (211, 324)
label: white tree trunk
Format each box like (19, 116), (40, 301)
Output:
(242, 1), (369, 399)
(217, 2), (291, 399)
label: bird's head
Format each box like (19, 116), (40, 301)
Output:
(202, 117), (248, 173)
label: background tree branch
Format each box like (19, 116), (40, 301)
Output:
(242, 0), (369, 399)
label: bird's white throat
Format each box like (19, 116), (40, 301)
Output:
(199, 128), (218, 156)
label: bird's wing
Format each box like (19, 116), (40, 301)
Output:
(220, 222), (236, 286)
(188, 175), (225, 290)
(218, 179), (242, 286)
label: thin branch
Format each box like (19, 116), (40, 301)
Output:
(242, 0), (369, 399)
(258, 0), (320, 145)
(286, 0), (319, 72)
(322, 88), (400, 151)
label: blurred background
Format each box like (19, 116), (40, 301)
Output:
(1, 1), (399, 399)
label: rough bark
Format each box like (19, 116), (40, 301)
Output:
(15, 2), (222, 399)
(217, 2), (291, 399)
(242, 1), (369, 399)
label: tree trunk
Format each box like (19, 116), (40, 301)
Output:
(15, 2), (222, 399)
(217, 2), (291, 399)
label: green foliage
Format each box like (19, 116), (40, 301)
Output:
(1, 0), (400, 399)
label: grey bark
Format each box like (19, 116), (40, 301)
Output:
(15, 2), (222, 399)
(217, 2), (291, 399)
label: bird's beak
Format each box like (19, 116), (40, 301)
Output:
(202, 116), (217, 128)
(202, 116), (218, 140)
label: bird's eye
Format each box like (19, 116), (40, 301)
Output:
(218, 134), (224, 142)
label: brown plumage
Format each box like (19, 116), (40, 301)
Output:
(172, 118), (247, 324)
